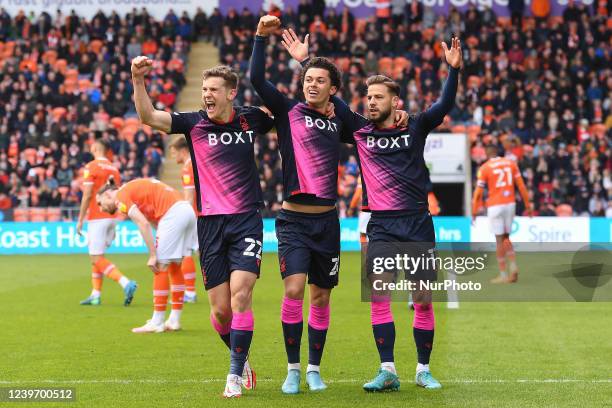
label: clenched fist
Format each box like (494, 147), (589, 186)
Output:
(256, 15), (281, 37)
(131, 56), (153, 80)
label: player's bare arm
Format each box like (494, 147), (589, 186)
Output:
(76, 183), (93, 236)
(256, 15), (281, 37)
(184, 188), (195, 204)
(128, 205), (159, 273)
(131, 56), (172, 133)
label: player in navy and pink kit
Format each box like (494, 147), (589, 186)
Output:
(132, 57), (273, 398)
(250, 16), (349, 394)
(252, 19), (408, 393)
(322, 38), (462, 391)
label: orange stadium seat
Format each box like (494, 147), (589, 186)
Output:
(392, 57), (409, 78)
(63, 79), (77, 93)
(65, 69), (79, 82)
(13, 208), (28, 222)
(78, 79), (92, 92)
(467, 125), (482, 142)
(468, 75), (481, 89)
(335, 57), (350, 72)
(590, 124), (607, 137)
(422, 28), (435, 43)
(555, 204), (573, 217)
(497, 17), (512, 28)
(110, 117), (125, 130)
(42, 50), (58, 65)
(378, 57), (393, 77)
(88, 39), (103, 54)
(124, 117), (141, 127)
(54, 59), (68, 74)
(29, 208), (47, 222)
(58, 186), (70, 199)
(522, 18), (536, 31)
(120, 126), (139, 143)
(355, 19), (367, 35)
(142, 40), (158, 56)
(451, 125), (467, 134)
(46, 207), (62, 222)
(52, 107), (67, 121)
(2, 41), (15, 59)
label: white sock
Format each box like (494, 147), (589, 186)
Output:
(499, 271), (508, 278)
(151, 311), (166, 325)
(169, 309), (182, 322)
(185, 290), (196, 297)
(307, 364), (320, 373)
(288, 363), (300, 371)
(381, 362), (396, 374)
(91, 289), (101, 297)
(118, 276), (129, 288)
(416, 363), (430, 373)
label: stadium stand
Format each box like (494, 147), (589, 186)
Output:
(217, 2), (610, 217)
(0, 7), (193, 220)
(0, 4), (609, 219)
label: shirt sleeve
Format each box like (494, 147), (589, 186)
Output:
(249, 35), (289, 117)
(182, 165), (195, 190)
(170, 111), (202, 135)
(330, 96), (368, 144)
(82, 163), (95, 185)
(251, 106), (275, 134)
(420, 66), (459, 134)
(115, 189), (135, 216)
(476, 165), (487, 188)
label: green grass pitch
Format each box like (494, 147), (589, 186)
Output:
(1, 253), (611, 407)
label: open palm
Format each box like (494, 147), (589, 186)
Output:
(442, 37), (462, 69)
(281, 28), (309, 62)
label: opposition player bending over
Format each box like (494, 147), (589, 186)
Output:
(132, 57), (274, 397)
(283, 31), (460, 391)
(77, 139), (137, 306)
(251, 16), (407, 394)
(472, 145), (532, 283)
(169, 136), (199, 303)
(97, 178), (194, 333)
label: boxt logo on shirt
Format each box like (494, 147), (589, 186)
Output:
(207, 130), (255, 146)
(305, 115), (339, 132)
(366, 134), (412, 150)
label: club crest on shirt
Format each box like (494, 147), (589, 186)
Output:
(239, 114), (250, 131)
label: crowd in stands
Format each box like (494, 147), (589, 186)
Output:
(0, 7), (195, 219)
(0, 3), (609, 220)
(216, 2), (611, 217)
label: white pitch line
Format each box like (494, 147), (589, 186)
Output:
(1, 379), (611, 385)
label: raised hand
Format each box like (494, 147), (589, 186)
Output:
(281, 28), (309, 62)
(131, 56), (153, 80)
(256, 15), (281, 37)
(394, 110), (409, 127)
(441, 37), (462, 69)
